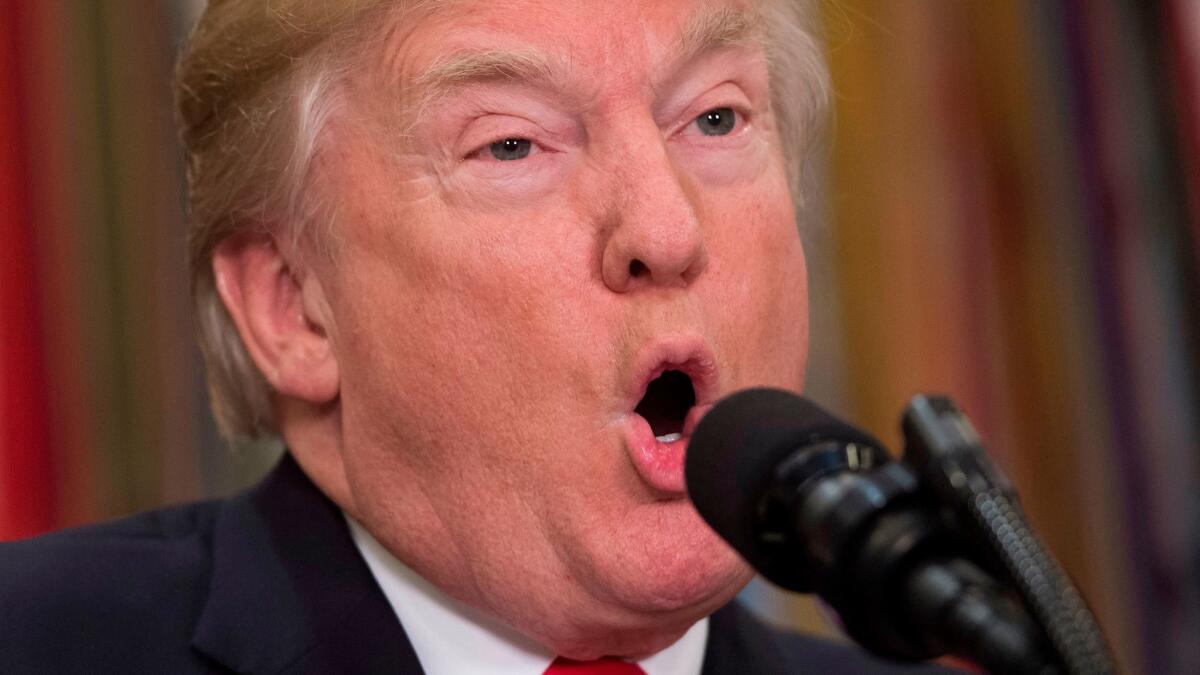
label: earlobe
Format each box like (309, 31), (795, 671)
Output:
(211, 235), (340, 406)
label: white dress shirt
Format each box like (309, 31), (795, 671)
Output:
(347, 516), (709, 675)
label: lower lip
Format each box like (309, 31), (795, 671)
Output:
(623, 403), (715, 495)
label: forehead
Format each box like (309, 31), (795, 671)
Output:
(378, 0), (763, 105)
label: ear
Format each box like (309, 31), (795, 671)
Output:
(211, 234), (339, 405)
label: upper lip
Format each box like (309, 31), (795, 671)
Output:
(625, 335), (718, 414)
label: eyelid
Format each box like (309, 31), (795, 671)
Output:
(656, 71), (749, 119)
(460, 123), (540, 162)
(455, 109), (575, 162)
(668, 80), (755, 132)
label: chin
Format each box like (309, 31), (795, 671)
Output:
(548, 544), (751, 660)
(586, 500), (754, 616)
(623, 544), (750, 616)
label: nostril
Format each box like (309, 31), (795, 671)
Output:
(629, 259), (648, 278)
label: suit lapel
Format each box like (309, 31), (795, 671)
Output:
(190, 454), (424, 674)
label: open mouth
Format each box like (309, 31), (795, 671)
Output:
(621, 338), (717, 494)
(634, 369), (697, 443)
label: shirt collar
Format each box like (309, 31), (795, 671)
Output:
(346, 515), (709, 675)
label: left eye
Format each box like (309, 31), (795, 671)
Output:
(694, 107), (737, 136)
(488, 138), (533, 161)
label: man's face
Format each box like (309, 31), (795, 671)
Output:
(312, 0), (809, 656)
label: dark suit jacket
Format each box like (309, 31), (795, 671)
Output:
(0, 455), (960, 674)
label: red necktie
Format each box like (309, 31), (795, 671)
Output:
(543, 656), (647, 674)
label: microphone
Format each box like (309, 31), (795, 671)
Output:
(685, 388), (1090, 674)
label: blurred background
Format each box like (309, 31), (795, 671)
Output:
(1, 1), (1197, 674)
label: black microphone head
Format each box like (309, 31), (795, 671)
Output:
(685, 387), (887, 589)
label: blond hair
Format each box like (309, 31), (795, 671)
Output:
(175, 0), (829, 439)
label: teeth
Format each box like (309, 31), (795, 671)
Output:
(655, 432), (683, 443)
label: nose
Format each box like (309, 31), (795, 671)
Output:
(599, 141), (709, 293)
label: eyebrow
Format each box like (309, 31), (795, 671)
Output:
(409, 3), (765, 110)
(414, 48), (563, 106)
(676, 3), (765, 66)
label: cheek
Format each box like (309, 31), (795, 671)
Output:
(705, 188), (809, 387)
(328, 199), (605, 462)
